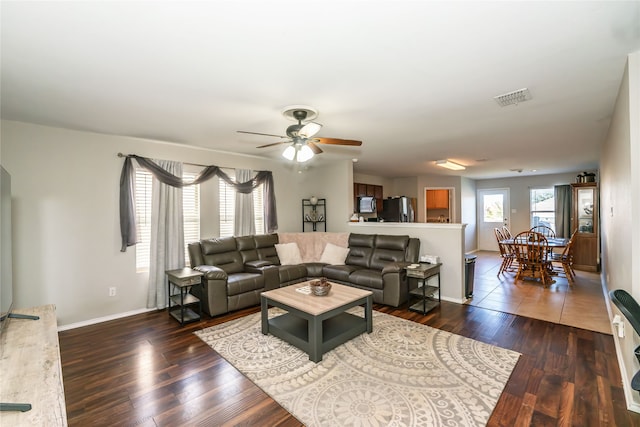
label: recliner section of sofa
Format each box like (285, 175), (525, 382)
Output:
(188, 232), (419, 317)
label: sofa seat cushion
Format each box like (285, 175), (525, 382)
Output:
(348, 269), (384, 290)
(226, 273), (264, 296)
(323, 264), (362, 282)
(278, 264), (307, 284)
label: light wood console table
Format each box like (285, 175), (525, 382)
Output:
(0, 304), (67, 426)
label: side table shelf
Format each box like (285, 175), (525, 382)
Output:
(166, 268), (204, 325)
(407, 263), (442, 315)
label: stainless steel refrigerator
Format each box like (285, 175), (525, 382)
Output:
(381, 197), (414, 222)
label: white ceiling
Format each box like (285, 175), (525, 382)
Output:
(2, 1), (639, 179)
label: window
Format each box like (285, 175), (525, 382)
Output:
(530, 187), (555, 231)
(135, 169), (200, 271)
(482, 193), (504, 223)
(219, 171), (264, 238)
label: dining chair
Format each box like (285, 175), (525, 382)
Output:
(512, 231), (552, 286)
(529, 225), (556, 238)
(494, 227), (514, 276)
(550, 230), (577, 283)
(502, 225), (513, 239)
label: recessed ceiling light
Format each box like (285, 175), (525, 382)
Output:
(435, 159), (465, 171)
(352, 158), (358, 163)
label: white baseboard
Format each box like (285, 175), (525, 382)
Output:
(441, 296), (466, 304)
(57, 307), (157, 332)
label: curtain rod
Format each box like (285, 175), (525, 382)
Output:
(117, 152), (235, 170)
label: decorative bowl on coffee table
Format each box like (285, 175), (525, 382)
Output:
(310, 278), (331, 296)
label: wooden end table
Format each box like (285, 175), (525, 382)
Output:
(166, 268), (203, 325)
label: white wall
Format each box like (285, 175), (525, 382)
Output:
(601, 52), (640, 412)
(347, 222), (467, 303)
(460, 177), (477, 252)
(297, 159), (353, 231)
(0, 120), (349, 326)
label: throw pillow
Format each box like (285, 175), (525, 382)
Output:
(275, 242), (303, 266)
(319, 242), (350, 265)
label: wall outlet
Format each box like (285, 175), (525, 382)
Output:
(108, 287), (117, 297)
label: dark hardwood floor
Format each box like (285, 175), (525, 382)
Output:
(59, 301), (640, 426)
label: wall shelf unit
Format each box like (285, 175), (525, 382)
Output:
(302, 198), (326, 232)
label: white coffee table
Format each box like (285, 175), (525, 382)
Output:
(261, 282), (373, 362)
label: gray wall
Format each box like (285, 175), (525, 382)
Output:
(600, 52), (640, 411)
(475, 172), (588, 237)
(0, 120), (351, 326)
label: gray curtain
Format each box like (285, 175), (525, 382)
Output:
(147, 160), (184, 309)
(119, 155), (277, 251)
(554, 184), (571, 238)
(234, 169), (256, 236)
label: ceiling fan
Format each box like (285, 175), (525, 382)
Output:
(237, 106), (362, 162)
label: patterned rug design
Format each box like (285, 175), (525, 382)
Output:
(195, 309), (520, 426)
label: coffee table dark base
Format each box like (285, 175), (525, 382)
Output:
(261, 294), (373, 362)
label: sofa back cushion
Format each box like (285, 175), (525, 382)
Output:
(200, 237), (244, 274)
(346, 233), (375, 268)
(255, 234), (279, 264)
(236, 236), (258, 264)
(370, 235), (410, 270)
(188, 242), (204, 268)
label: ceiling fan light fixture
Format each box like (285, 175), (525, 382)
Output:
(282, 145), (296, 161)
(435, 159), (466, 171)
(297, 145), (315, 162)
(282, 144), (315, 162)
(298, 122), (322, 138)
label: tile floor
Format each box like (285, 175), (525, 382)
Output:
(466, 251), (612, 334)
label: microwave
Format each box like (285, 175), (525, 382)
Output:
(358, 196), (376, 213)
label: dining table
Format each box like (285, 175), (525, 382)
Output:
(500, 237), (569, 248)
(499, 236), (570, 286)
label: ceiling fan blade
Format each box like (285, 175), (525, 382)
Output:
(307, 141), (323, 154)
(256, 141), (289, 148)
(311, 137), (362, 146)
(238, 130), (287, 138)
(298, 122), (323, 138)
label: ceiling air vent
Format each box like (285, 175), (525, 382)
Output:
(494, 88), (532, 107)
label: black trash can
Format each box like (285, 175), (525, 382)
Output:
(465, 254), (477, 298)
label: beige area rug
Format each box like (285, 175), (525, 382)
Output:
(195, 309), (520, 427)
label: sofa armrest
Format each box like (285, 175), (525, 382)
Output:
(381, 261), (411, 275)
(244, 259), (274, 273)
(194, 265), (228, 280)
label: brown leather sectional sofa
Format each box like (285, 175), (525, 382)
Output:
(187, 232), (420, 317)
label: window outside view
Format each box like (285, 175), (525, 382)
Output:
(530, 188), (555, 231)
(483, 194), (504, 222)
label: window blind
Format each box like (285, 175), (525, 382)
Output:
(135, 169), (200, 271)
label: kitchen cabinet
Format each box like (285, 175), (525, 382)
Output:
(354, 182), (383, 213)
(426, 189), (449, 210)
(570, 183), (599, 271)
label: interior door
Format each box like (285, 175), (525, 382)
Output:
(477, 188), (510, 251)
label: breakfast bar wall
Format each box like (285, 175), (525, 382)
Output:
(346, 222), (467, 303)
